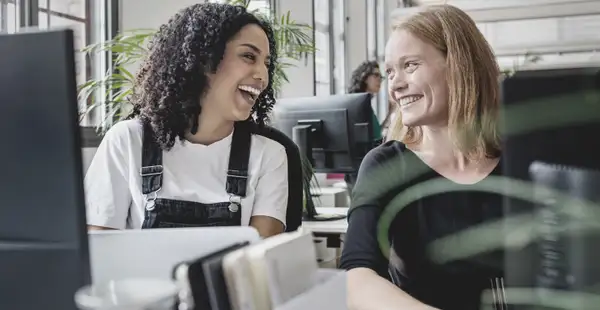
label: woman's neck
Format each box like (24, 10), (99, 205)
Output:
(413, 125), (499, 173)
(185, 113), (234, 146)
(414, 125), (471, 170)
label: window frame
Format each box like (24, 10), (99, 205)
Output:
(1, 0), (117, 126)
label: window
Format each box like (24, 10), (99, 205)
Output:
(366, 0), (376, 60)
(38, 0), (90, 115)
(0, 0), (19, 33)
(0, 0), (113, 126)
(332, 0), (346, 94)
(208, 0), (270, 15)
(314, 0), (332, 96)
(374, 0), (388, 117)
(246, 0), (269, 15)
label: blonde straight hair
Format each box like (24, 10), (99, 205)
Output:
(387, 5), (501, 159)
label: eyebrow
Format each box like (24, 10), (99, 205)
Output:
(398, 54), (421, 61)
(240, 43), (271, 61)
(384, 54), (421, 67)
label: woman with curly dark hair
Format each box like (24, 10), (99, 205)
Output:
(351, 61), (399, 137)
(348, 60), (393, 140)
(84, 3), (287, 237)
(348, 60), (383, 94)
(344, 61), (387, 189)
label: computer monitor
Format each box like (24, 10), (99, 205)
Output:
(500, 65), (600, 289)
(0, 29), (91, 310)
(271, 93), (376, 174)
(270, 93), (377, 221)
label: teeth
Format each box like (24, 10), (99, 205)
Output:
(238, 85), (261, 98)
(399, 95), (422, 106)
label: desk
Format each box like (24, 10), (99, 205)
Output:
(301, 207), (349, 234)
(301, 207), (349, 268)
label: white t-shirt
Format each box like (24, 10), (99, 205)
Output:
(84, 119), (288, 229)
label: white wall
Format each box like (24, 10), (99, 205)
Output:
(272, 0), (315, 98)
(120, 0), (205, 30)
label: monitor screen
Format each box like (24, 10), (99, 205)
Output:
(0, 29), (91, 310)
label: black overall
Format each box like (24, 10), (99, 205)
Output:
(140, 121), (252, 229)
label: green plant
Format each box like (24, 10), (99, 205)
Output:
(78, 29), (154, 128)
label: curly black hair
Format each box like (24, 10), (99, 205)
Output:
(347, 60), (380, 94)
(128, 3), (278, 150)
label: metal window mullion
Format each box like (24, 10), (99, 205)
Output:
(46, 0), (49, 27)
(110, 0), (120, 125)
(19, 0), (38, 28)
(1, 0), (8, 32)
(100, 0), (119, 127)
(327, 0), (334, 95)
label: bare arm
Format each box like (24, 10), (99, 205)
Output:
(250, 144), (288, 238)
(250, 215), (284, 238)
(84, 122), (133, 229)
(348, 268), (439, 310)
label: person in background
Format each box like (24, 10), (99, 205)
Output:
(341, 4), (504, 310)
(348, 60), (386, 141)
(345, 61), (392, 189)
(84, 3), (288, 238)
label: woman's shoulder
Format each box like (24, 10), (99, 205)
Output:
(246, 127), (288, 173)
(351, 141), (415, 208)
(250, 129), (286, 155)
(92, 119), (143, 155)
(361, 139), (409, 168)
(248, 125), (290, 157)
(102, 119), (144, 143)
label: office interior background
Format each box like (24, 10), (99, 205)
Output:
(3, 0), (599, 132)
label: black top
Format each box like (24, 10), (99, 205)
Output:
(339, 141), (505, 310)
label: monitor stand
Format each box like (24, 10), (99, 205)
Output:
(293, 124), (348, 222)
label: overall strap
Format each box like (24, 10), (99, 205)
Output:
(226, 120), (253, 198)
(140, 122), (163, 195)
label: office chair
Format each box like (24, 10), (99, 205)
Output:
(253, 125), (304, 232)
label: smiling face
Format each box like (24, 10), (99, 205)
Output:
(203, 24), (271, 122)
(384, 29), (449, 128)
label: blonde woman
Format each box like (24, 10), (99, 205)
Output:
(340, 5), (503, 310)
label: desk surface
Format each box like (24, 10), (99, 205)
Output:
(301, 207), (349, 234)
